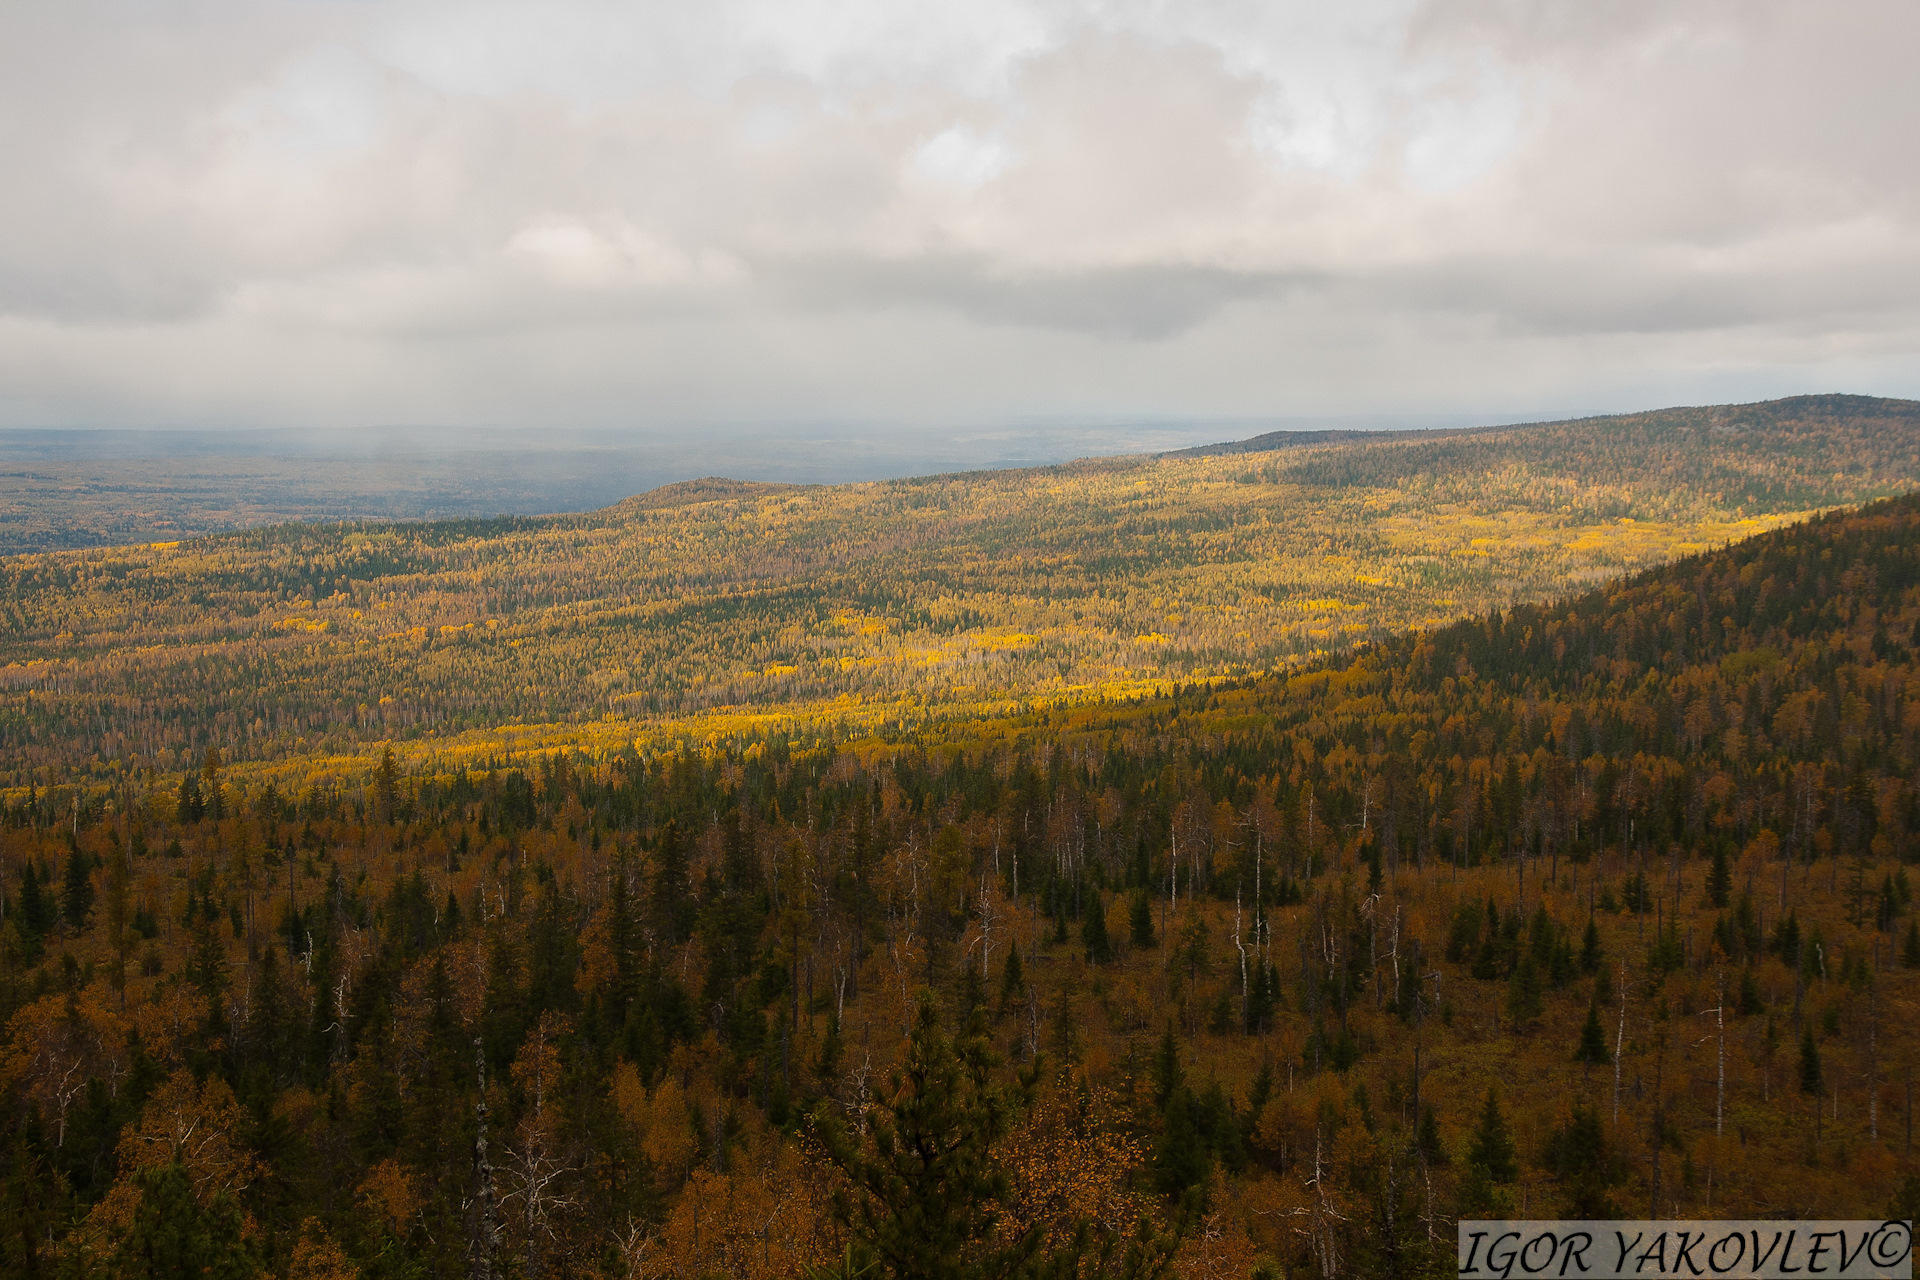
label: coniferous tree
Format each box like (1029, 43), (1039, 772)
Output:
(15, 859), (51, 957)
(1082, 890), (1112, 963)
(1152, 1090), (1210, 1199)
(1574, 1002), (1611, 1065)
(201, 747), (225, 823)
(995, 947), (1026, 1024)
(102, 1160), (259, 1280)
(62, 847), (94, 932)
(651, 819), (695, 946)
(1706, 845), (1732, 909)
(1417, 1105), (1447, 1165)
(1467, 1089), (1518, 1184)
(812, 995), (1168, 1280)
(1799, 1028), (1823, 1095)
(374, 744), (398, 824)
(960, 959), (986, 1020)
(1129, 890), (1156, 949)
(176, 772), (205, 825)
(1542, 1104), (1620, 1217)
(1505, 955), (1543, 1027)
(1151, 1025), (1184, 1112)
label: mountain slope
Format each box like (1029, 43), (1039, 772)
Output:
(2, 484), (1915, 1278)
(1, 394), (1917, 792)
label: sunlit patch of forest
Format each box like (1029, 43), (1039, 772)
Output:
(1, 396), (1919, 1276)
(3, 394), (1917, 798)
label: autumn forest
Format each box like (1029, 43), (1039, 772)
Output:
(5, 395), (1920, 1278)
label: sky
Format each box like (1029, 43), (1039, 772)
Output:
(1, 0), (1916, 435)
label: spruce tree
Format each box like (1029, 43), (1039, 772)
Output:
(1505, 955), (1542, 1027)
(1081, 890), (1112, 963)
(1152, 1090), (1210, 1198)
(1706, 845), (1732, 908)
(1799, 1028), (1823, 1095)
(62, 847), (94, 931)
(1417, 1105), (1447, 1165)
(105, 1160), (258, 1279)
(995, 947), (1026, 1023)
(960, 959), (986, 1019)
(1129, 889), (1156, 949)
(16, 860), (51, 956)
(1151, 1025), (1184, 1112)
(1904, 918), (1920, 969)
(812, 995), (1183, 1280)
(1543, 1104), (1618, 1217)
(1574, 1001), (1611, 1065)
(1467, 1089), (1518, 1184)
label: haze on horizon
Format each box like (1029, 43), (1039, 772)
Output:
(2, 1), (1917, 437)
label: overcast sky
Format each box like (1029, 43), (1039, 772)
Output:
(1, 1), (1916, 434)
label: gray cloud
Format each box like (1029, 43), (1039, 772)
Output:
(0, 0), (1916, 430)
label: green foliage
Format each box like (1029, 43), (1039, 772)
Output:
(1799, 1028), (1824, 1095)
(1128, 891), (1156, 950)
(1574, 1002), (1611, 1065)
(1467, 1090), (1518, 1185)
(100, 1161), (259, 1280)
(1541, 1105), (1622, 1218)
(1082, 890), (1112, 964)
(811, 996), (1158, 1280)
(1706, 846), (1732, 909)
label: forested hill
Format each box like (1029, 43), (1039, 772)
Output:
(1172, 394), (1920, 510)
(0, 491), (1916, 1272)
(5, 393), (1920, 795)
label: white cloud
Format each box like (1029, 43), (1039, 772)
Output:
(912, 125), (1009, 188)
(0, 0), (1915, 430)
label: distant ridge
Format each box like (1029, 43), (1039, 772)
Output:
(1162, 392), (1920, 458)
(619, 477), (808, 511)
(1160, 426), (1456, 458)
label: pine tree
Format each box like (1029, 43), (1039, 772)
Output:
(1542, 1104), (1619, 1217)
(995, 947), (1026, 1023)
(1799, 1028), (1824, 1095)
(1737, 967), (1764, 1016)
(1417, 1105), (1447, 1165)
(62, 846), (94, 931)
(104, 1160), (259, 1279)
(959, 959), (986, 1019)
(176, 772), (204, 825)
(812, 996), (1179, 1280)
(1129, 889), (1156, 949)
(1152, 1090), (1210, 1198)
(1574, 1002), (1611, 1065)
(374, 744), (398, 824)
(1706, 845), (1732, 908)
(1467, 1089), (1518, 1184)
(1903, 918), (1920, 969)
(1082, 890), (1112, 963)
(1151, 1025), (1184, 1112)
(15, 859), (51, 957)
(650, 820), (695, 946)
(1505, 955), (1543, 1027)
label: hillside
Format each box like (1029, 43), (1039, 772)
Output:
(3, 394), (1919, 798)
(2, 487), (1917, 1275)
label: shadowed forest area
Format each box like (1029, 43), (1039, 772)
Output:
(2, 401), (1920, 1276)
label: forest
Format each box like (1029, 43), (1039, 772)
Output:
(2, 442), (1920, 1275)
(3, 393), (1919, 805)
